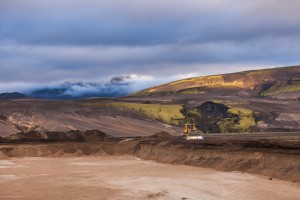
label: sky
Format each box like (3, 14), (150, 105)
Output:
(0, 0), (300, 97)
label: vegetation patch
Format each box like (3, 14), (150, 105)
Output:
(84, 101), (257, 133)
(211, 100), (224, 104)
(178, 87), (207, 95)
(261, 79), (300, 96)
(183, 101), (257, 133)
(219, 107), (256, 133)
(109, 103), (184, 125)
(85, 102), (184, 125)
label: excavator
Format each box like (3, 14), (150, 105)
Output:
(183, 118), (204, 140)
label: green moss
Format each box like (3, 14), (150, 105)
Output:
(226, 107), (256, 132)
(225, 102), (244, 106)
(178, 87), (207, 95)
(113, 102), (184, 125)
(217, 118), (237, 133)
(261, 79), (300, 96)
(211, 100), (224, 104)
(217, 107), (256, 133)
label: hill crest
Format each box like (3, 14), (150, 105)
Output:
(133, 66), (300, 99)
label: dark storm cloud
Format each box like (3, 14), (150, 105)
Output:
(1, 0), (300, 94)
(1, 0), (300, 46)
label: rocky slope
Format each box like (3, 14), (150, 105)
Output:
(0, 98), (181, 137)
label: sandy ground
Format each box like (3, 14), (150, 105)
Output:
(0, 156), (299, 200)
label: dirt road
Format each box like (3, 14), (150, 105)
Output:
(0, 156), (299, 200)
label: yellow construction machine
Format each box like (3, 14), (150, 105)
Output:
(172, 117), (204, 140)
(183, 118), (203, 140)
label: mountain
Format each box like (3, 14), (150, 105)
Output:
(0, 92), (27, 100)
(0, 66), (299, 137)
(28, 80), (130, 99)
(128, 66), (300, 133)
(133, 66), (300, 100)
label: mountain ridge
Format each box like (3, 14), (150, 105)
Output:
(133, 65), (300, 100)
(0, 66), (300, 136)
(0, 92), (27, 100)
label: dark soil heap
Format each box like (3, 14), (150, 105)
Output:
(148, 131), (175, 140)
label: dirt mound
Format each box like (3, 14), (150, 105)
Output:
(7, 131), (45, 142)
(1, 129), (113, 143)
(65, 130), (84, 141)
(53, 149), (65, 157)
(82, 130), (108, 142)
(74, 149), (84, 156)
(45, 131), (69, 141)
(25, 131), (45, 140)
(149, 131), (175, 140)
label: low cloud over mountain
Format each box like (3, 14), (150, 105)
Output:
(26, 74), (156, 99)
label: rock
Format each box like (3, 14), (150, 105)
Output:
(197, 101), (228, 118)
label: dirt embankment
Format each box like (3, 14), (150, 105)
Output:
(0, 131), (299, 182)
(135, 141), (300, 182)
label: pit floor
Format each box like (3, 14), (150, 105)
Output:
(0, 156), (299, 200)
